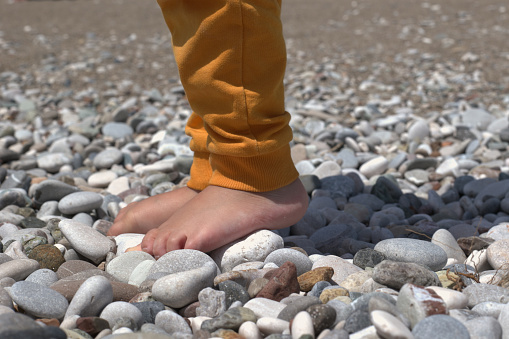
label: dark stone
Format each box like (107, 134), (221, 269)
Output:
(479, 197), (500, 215)
(349, 193), (385, 211)
(20, 217), (46, 229)
(218, 280), (250, 309)
(457, 236), (495, 256)
(372, 260), (441, 290)
(278, 296), (321, 321)
(343, 203), (372, 223)
(0, 313), (66, 339)
(454, 175), (475, 195)
(371, 176), (402, 204)
(399, 193), (422, 218)
(448, 223), (478, 239)
(307, 304), (336, 334)
(353, 248), (387, 269)
(28, 244), (65, 271)
(320, 175), (356, 199)
(256, 262), (300, 302)
(307, 281), (331, 298)
(440, 189), (460, 204)
(131, 301), (165, 324)
(343, 310), (371, 334)
(201, 307), (256, 333)
(463, 178), (497, 198)
(345, 172), (364, 196)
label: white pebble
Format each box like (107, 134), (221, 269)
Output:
(291, 311), (315, 339)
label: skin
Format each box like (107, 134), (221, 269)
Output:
(108, 179), (309, 258)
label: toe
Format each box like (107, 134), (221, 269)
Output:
(141, 228), (159, 255)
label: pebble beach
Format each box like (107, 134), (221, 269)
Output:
(1, 0), (509, 338)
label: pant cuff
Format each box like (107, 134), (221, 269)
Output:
(186, 151), (213, 191)
(208, 144), (299, 192)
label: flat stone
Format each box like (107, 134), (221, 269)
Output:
(25, 268), (59, 287)
(6, 281), (68, 319)
(58, 192), (104, 215)
(244, 298), (286, 319)
(151, 261), (216, 308)
(87, 171), (118, 188)
(0, 259), (39, 281)
(93, 148), (123, 170)
(59, 219), (115, 264)
(374, 238), (448, 271)
(102, 122), (134, 139)
(373, 260), (441, 290)
(32, 180), (80, 204)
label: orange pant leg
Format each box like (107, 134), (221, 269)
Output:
(158, 0), (298, 192)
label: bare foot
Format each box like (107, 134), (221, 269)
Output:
(140, 179), (309, 258)
(107, 186), (199, 236)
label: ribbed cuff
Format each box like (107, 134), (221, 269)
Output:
(208, 144), (299, 192)
(186, 151), (213, 191)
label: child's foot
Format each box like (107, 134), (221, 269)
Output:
(139, 179), (309, 258)
(107, 186), (199, 236)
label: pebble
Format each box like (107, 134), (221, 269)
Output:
(487, 239), (509, 270)
(105, 251), (155, 283)
(374, 238), (448, 271)
(264, 248), (313, 276)
(63, 275), (113, 320)
(210, 230), (284, 272)
(59, 220), (115, 264)
(370, 310), (413, 339)
(151, 261), (216, 308)
(154, 310), (192, 334)
(291, 311), (315, 339)
(373, 260), (441, 290)
(6, 280), (68, 319)
(58, 192), (104, 215)
(99, 301), (143, 330)
(412, 314), (470, 339)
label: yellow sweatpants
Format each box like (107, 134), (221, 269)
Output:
(157, 0), (298, 192)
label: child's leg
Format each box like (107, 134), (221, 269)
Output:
(139, 0), (308, 257)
